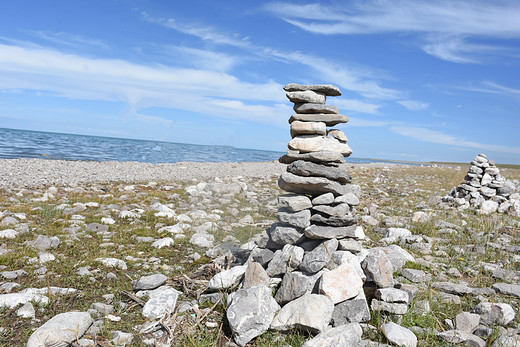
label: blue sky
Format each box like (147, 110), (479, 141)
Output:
(1, 1), (519, 164)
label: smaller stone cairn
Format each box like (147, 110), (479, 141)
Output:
(210, 83), (417, 346)
(443, 153), (519, 215)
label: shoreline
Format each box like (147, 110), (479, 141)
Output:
(0, 158), (418, 189)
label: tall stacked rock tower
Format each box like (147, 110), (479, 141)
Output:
(223, 83), (415, 346)
(277, 83), (362, 240)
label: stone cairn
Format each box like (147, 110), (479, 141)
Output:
(443, 153), (519, 215)
(208, 83), (417, 346)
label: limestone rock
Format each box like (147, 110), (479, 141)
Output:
(455, 312), (480, 333)
(227, 285), (280, 346)
(133, 274), (168, 290)
(472, 302), (515, 326)
(242, 262), (270, 288)
(299, 238), (338, 273)
(279, 150), (346, 164)
(362, 249), (394, 288)
(278, 194), (312, 212)
(142, 287), (180, 320)
(270, 293), (334, 334)
(279, 172), (355, 197)
(381, 322), (417, 347)
(270, 223), (304, 245)
(492, 283), (520, 298)
(209, 265), (247, 290)
(286, 90), (326, 104)
(287, 160), (352, 184)
(289, 113), (349, 126)
(294, 103), (339, 114)
(313, 203), (351, 217)
(371, 299), (408, 314)
(288, 135), (352, 156)
(327, 129), (348, 143)
(304, 225), (359, 240)
(284, 83), (342, 96)
(319, 262), (363, 304)
(277, 208), (311, 229)
(331, 291), (370, 325)
(312, 192), (335, 205)
(437, 330), (486, 347)
(302, 323), (362, 347)
(274, 270), (322, 305)
(291, 120), (327, 138)
(266, 244), (304, 276)
(27, 312), (93, 347)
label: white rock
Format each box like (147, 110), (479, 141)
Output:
(0, 229), (18, 239)
(209, 265), (247, 290)
(151, 237), (174, 249)
(101, 217), (116, 225)
(319, 262), (363, 304)
(480, 200), (498, 215)
(382, 322), (417, 347)
(95, 258), (127, 270)
(271, 294), (334, 334)
(27, 312), (93, 347)
(302, 323), (362, 347)
(39, 252), (55, 263)
(16, 302), (35, 318)
(142, 287), (180, 320)
(0, 292), (49, 309)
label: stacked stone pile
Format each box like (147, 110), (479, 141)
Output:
(209, 84), (418, 346)
(443, 154), (520, 215)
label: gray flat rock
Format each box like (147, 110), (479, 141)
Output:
(310, 213), (358, 227)
(277, 208), (311, 229)
(142, 287), (181, 320)
(304, 225), (358, 239)
(294, 103), (339, 114)
(274, 270), (322, 305)
(279, 172), (354, 197)
(279, 150), (346, 164)
(492, 283), (520, 298)
(472, 302), (515, 326)
(299, 238), (338, 273)
(287, 160), (352, 184)
(331, 291), (371, 325)
(270, 223), (304, 245)
(289, 113), (349, 126)
(278, 194), (312, 212)
(284, 83), (342, 96)
(266, 244), (304, 276)
(288, 135), (352, 156)
(286, 90), (326, 104)
(133, 274), (168, 290)
(291, 120), (327, 137)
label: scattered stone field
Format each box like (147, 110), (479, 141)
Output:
(0, 160), (519, 346)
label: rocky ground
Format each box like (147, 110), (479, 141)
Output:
(0, 159), (519, 346)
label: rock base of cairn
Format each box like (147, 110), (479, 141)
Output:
(443, 154), (519, 215)
(207, 83), (417, 346)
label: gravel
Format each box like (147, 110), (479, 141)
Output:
(0, 159), (287, 188)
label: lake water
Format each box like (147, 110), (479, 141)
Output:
(0, 127), (382, 164)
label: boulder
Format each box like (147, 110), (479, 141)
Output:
(270, 293), (334, 334)
(27, 312), (93, 347)
(227, 285), (280, 346)
(319, 262), (363, 304)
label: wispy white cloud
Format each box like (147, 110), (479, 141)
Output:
(156, 45), (237, 71)
(461, 81), (520, 98)
(397, 100), (429, 111)
(266, 1), (520, 63)
(391, 126), (520, 154)
(30, 31), (109, 50)
(143, 12), (402, 100)
(0, 43), (289, 125)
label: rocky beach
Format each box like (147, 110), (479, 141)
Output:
(1, 83), (520, 347)
(0, 158), (519, 346)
